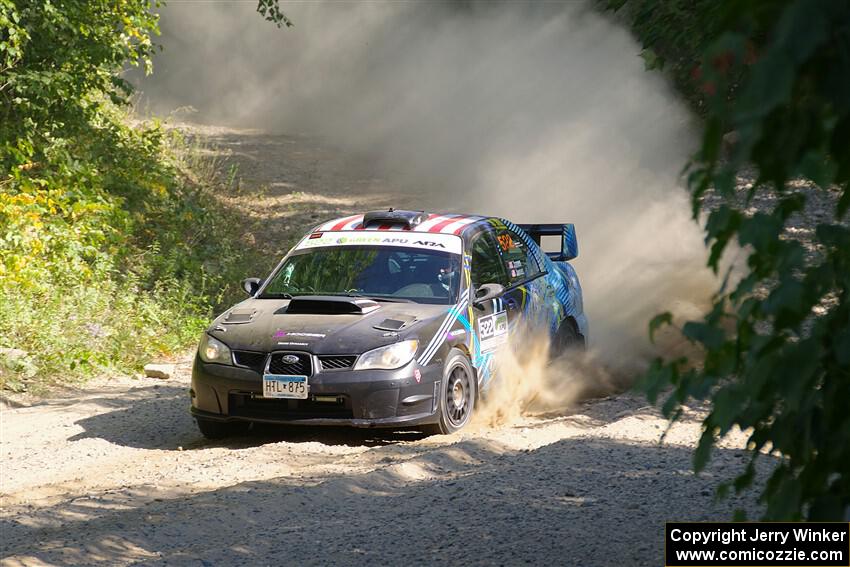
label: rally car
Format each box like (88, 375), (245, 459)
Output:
(190, 209), (587, 437)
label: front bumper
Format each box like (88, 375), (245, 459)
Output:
(190, 354), (442, 428)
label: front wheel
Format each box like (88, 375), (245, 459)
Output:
(427, 349), (477, 434)
(196, 417), (250, 439)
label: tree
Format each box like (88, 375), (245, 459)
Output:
(619, 0), (850, 520)
(0, 0), (277, 387)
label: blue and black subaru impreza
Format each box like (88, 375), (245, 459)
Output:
(191, 209), (587, 437)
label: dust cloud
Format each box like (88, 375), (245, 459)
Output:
(138, 2), (718, 407)
(471, 326), (612, 429)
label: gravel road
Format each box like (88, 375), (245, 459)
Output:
(1, 126), (772, 566)
(1, 360), (764, 566)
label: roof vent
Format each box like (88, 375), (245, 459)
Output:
(362, 209), (429, 229)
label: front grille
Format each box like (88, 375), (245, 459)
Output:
(229, 392), (353, 420)
(268, 351), (312, 375)
(233, 351), (267, 373)
(318, 355), (357, 371)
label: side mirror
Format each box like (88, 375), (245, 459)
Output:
(473, 283), (504, 309)
(242, 277), (263, 296)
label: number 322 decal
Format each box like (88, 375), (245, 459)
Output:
(478, 310), (508, 353)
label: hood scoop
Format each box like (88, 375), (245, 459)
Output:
(222, 309), (257, 324)
(286, 296), (381, 315)
(373, 314), (418, 331)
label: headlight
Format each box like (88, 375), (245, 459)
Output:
(198, 333), (232, 365)
(353, 340), (419, 371)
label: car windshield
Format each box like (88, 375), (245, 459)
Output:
(259, 246), (462, 305)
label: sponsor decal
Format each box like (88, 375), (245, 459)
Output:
(413, 240), (445, 248)
(414, 368), (422, 383)
(478, 310), (509, 353)
(277, 341), (309, 346)
(273, 330), (326, 339)
(446, 329), (466, 340)
(295, 231), (462, 254)
(497, 234), (515, 251)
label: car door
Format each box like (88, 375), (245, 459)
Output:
(492, 226), (551, 331)
(468, 230), (510, 368)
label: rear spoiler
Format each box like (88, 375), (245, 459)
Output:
(516, 223), (578, 262)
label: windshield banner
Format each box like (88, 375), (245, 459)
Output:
(295, 231), (463, 255)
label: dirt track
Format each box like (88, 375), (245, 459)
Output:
(1, 366), (762, 566)
(0, 127), (764, 566)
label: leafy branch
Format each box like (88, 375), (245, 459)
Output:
(628, 0), (850, 520)
(256, 0), (293, 29)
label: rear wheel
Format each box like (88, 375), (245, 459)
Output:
(427, 349), (476, 434)
(552, 319), (585, 358)
(196, 417), (250, 439)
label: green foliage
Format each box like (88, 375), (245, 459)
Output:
(256, 0), (293, 28)
(0, 1), (263, 391)
(634, 0), (850, 520)
(606, 0), (729, 112)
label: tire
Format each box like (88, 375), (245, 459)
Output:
(552, 319), (585, 358)
(427, 349), (477, 434)
(196, 417), (250, 439)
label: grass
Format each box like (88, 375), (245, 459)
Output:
(0, 112), (264, 394)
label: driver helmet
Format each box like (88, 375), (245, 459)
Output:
(438, 266), (458, 292)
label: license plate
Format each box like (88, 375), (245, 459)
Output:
(262, 375), (309, 399)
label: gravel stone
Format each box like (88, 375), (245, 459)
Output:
(143, 364), (175, 380)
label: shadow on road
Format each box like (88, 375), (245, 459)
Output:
(1, 436), (770, 566)
(66, 380), (686, 453)
(68, 385), (430, 451)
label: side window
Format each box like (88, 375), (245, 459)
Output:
(470, 232), (507, 288)
(496, 228), (542, 285)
